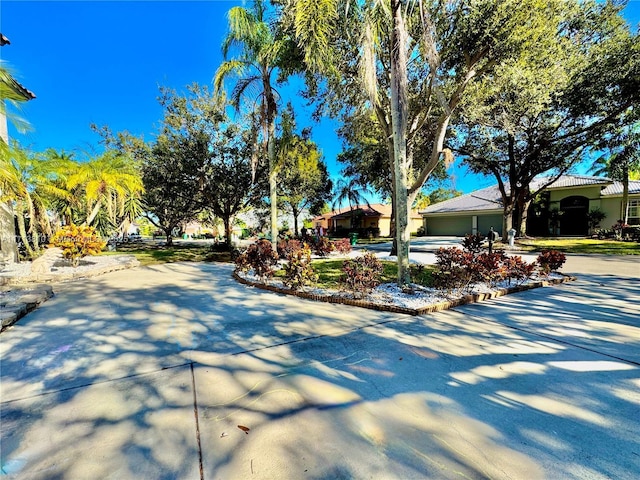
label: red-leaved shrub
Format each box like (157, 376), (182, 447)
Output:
(332, 238), (352, 254)
(536, 250), (566, 276)
(235, 239), (279, 280)
(340, 252), (383, 297)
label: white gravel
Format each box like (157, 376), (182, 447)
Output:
(0, 255), (137, 281)
(238, 265), (563, 311)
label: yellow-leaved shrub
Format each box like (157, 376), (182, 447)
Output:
(50, 225), (106, 267)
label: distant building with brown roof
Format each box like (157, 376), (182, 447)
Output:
(312, 203), (422, 237)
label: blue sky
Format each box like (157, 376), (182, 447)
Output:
(2, 0), (639, 198)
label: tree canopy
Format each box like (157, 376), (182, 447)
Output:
(453, 0), (640, 237)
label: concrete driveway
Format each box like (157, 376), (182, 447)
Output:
(1, 254), (638, 479)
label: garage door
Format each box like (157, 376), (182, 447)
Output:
(425, 216), (472, 236)
(477, 215), (503, 237)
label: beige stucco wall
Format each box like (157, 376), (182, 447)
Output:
(548, 185), (603, 211)
(330, 215), (420, 237)
(599, 194), (640, 226)
(599, 198), (623, 226)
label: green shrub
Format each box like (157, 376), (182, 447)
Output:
(50, 225), (106, 267)
(235, 239), (279, 280)
(282, 245), (318, 290)
(340, 252), (383, 297)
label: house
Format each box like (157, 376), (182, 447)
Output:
(313, 203), (423, 237)
(420, 175), (640, 237)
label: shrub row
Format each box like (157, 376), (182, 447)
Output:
(235, 238), (567, 298)
(432, 240), (566, 294)
(235, 238), (367, 294)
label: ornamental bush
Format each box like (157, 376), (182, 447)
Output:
(340, 252), (383, 297)
(50, 224), (106, 267)
(461, 233), (485, 254)
(234, 239), (279, 280)
(313, 236), (334, 256)
(432, 244), (537, 293)
(504, 255), (537, 285)
(536, 250), (566, 276)
(431, 247), (475, 293)
(282, 245), (318, 290)
(332, 237), (352, 254)
(473, 251), (508, 288)
(277, 239), (303, 258)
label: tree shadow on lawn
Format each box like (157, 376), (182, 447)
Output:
(0, 262), (638, 479)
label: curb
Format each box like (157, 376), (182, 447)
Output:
(1, 284), (54, 332)
(233, 272), (575, 316)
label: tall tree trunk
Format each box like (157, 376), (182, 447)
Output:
(518, 198), (532, 237)
(269, 160), (278, 245)
(622, 163), (629, 224)
(292, 205), (300, 237)
(0, 201), (18, 263)
(223, 216), (232, 247)
(16, 202), (35, 258)
(389, 0), (410, 286)
(265, 82), (278, 248)
(164, 227), (173, 246)
(85, 199), (102, 226)
(502, 203), (514, 242)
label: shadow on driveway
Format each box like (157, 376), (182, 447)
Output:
(1, 262), (638, 479)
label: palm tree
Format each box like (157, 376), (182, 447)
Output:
(65, 151), (144, 234)
(591, 124), (640, 224)
(287, 0), (413, 284)
(0, 63), (35, 144)
(1, 144), (64, 258)
(1, 35), (36, 263)
(333, 177), (371, 229)
(214, 0), (290, 247)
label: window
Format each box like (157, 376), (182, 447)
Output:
(628, 199), (640, 225)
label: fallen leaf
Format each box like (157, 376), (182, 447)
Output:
(238, 425), (250, 434)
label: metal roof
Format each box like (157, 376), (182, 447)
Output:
(601, 180), (640, 196)
(541, 175), (612, 189)
(421, 175), (638, 215)
(420, 185), (503, 214)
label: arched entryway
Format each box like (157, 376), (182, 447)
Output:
(560, 196), (589, 236)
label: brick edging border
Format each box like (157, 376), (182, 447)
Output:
(233, 271), (576, 316)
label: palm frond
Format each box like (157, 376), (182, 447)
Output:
(213, 60), (247, 95)
(293, 0), (339, 73)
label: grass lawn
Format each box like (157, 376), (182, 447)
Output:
(100, 241), (234, 266)
(275, 258), (435, 289)
(517, 238), (640, 255)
